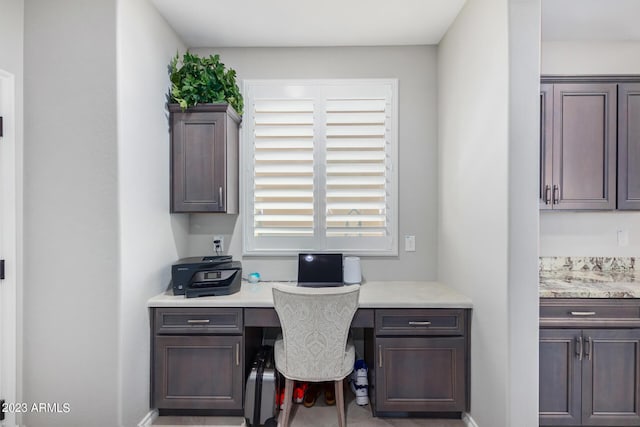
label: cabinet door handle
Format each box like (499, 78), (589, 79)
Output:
(570, 311), (596, 317)
(187, 319), (210, 324)
(408, 321), (431, 326)
(378, 345), (382, 368)
(552, 185), (559, 204)
(219, 186), (224, 207)
(585, 337), (592, 361)
(576, 336), (583, 361)
(236, 343), (240, 366)
(545, 185), (551, 205)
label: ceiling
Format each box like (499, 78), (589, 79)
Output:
(151, 0), (466, 47)
(542, 0), (640, 41)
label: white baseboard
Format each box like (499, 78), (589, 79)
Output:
(137, 410), (159, 427)
(462, 412), (479, 427)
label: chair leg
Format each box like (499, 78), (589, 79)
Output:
(280, 378), (294, 427)
(335, 379), (346, 427)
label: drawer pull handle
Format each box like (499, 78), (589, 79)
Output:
(187, 319), (210, 324)
(378, 345), (382, 368)
(576, 336), (583, 361)
(408, 321), (432, 326)
(236, 343), (240, 366)
(570, 311), (596, 317)
(544, 185), (551, 205)
(585, 336), (592, 361)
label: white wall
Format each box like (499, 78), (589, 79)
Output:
(540, 41), (640, 256)
(23, 0), (120, 425)
(542, 41), (640, 75)
(188, 46), (439, 281)
(0, 1), (23, 425)
(507, 0), (541, 426)
(438, 0), (511, 425)
(116, 0), (188, 425)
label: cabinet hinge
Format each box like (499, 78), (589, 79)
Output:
(0, 260), (5, 280)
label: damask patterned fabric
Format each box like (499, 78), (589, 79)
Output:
(272, 285), (360, 382)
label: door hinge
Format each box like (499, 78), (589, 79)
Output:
(0, 259), (5, 280)
(0, 399), (4, 420)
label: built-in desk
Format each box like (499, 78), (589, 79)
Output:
(148, 281), (472, 418)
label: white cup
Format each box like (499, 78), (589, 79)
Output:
(344, 257), (362, 284)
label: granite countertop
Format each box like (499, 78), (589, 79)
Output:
(539, 257), (640, 298)
(148, 280), (473, 309)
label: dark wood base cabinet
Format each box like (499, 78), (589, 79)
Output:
(151, 307), (248, 414)
(540, 299), (640, 427)
(366, 309), (470, 416)
(154, 335), (243, 410)
(151, 306), (471, 417)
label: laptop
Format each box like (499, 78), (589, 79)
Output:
(297, 253), (344, 287)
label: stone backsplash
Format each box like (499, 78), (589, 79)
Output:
(539, 256), (636, 272)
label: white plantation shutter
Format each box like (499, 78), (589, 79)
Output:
(253, 98), (315, 238)
(325, 96), (389, 242)
(243, 80), (398, 255)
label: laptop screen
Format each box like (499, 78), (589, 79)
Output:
(297, 253), (343, 286)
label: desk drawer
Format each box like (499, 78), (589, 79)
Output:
(375, 309), (465, 336)
(155, 307), (243, 335)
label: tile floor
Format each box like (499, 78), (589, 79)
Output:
(153, 392), (465, 427)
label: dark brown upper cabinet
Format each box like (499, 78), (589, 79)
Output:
(618, 83), (640, 210)
(169, 104), (240, 213)
(540, 82), (617, 210)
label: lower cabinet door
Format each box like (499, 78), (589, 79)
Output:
(154, 335), (243, 410)
(539, 329), (582, 426)
(375, 336), (466, 413)
(582, 329), (640, 426)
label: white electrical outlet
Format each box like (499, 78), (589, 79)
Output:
(405, 235), (416, 252)
(213, 235), (225, 253)
(617, 229), (629, 247)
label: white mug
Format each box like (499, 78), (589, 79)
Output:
(344, 256), (362, 284)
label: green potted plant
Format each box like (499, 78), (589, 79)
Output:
(168, 51), (243, 116)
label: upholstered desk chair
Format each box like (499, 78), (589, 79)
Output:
(272, 284), (360, 427)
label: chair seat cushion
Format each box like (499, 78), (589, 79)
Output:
(274, 336), (355, 382)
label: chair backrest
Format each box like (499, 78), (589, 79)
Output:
(272, 284), (360, 381)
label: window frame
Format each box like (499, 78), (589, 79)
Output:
(241, 79), (399, 256)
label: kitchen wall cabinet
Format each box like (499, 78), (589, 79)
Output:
(618, 83), (640, 210)
(539, 83), (617, 210)
(170, 104), (240, 213)
(539, 299), (640, 426)
(366, 309), (469, 415)
(540, 84), (553, 210)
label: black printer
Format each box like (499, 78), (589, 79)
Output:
(171, 256), (242, 298)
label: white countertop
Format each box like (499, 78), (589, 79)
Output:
(147, 280), (473, 309)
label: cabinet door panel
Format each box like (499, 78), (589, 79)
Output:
(582, 329), (640, 426)
(552, 84), (616, 210)
(618, 83), (640, 209)
(154, 335), (243, 410)
(375, 336), (465, 413)
(540, 84), (553, 209)
(539, 329), (582, 426)
(172, 111), (226, 212)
